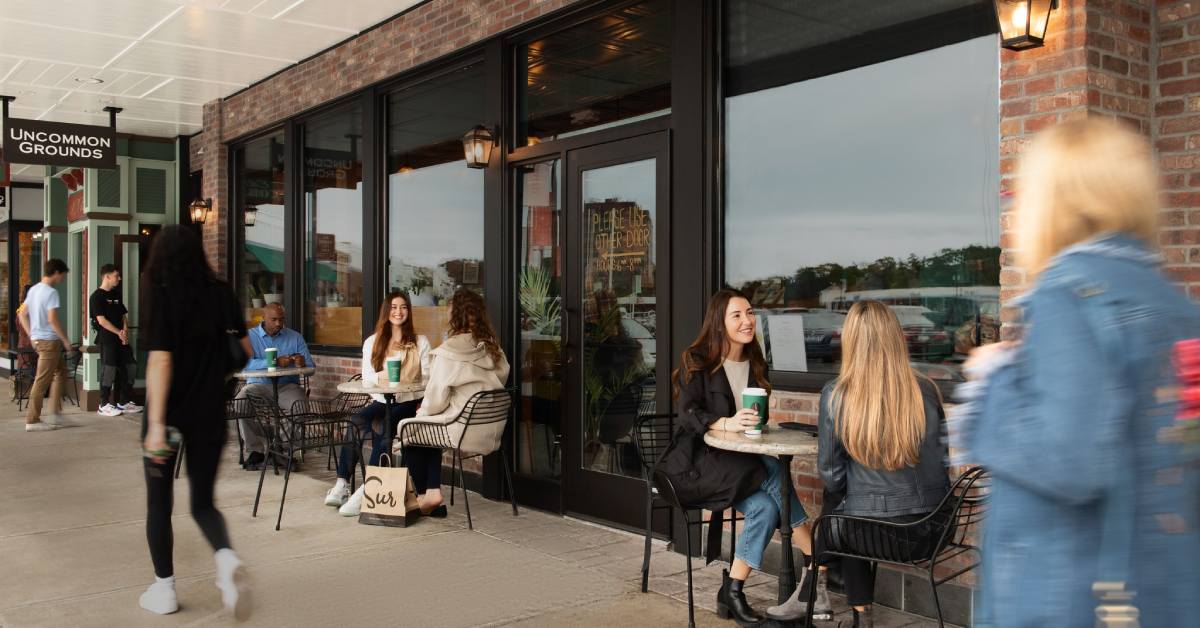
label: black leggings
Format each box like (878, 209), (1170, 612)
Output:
(142, 419), (231, 578)
(400, 446), (443, 494)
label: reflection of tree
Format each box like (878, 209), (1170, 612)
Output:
(742, 245), (1001, 307)
(582, 299), (649, 465)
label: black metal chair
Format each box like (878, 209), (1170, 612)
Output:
(248, 395), (365, 530)
(634, 413), (742, 628)
(397, 389), (518, 530)
(60, 344), (82, 407)
(174, 396), (258, 479)
(11, 348), (37, 411)
(803, 466), (991, 628)
(597, 381), (644, 474)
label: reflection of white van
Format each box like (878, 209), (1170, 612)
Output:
(522, 316), (656, 370)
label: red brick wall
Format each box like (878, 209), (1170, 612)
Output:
(1157, 2), (1200, 295)
(194, 0), (587, 277)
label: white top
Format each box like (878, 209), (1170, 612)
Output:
(723, 358), (750, 403)
(704, 429), (818, 456)
(361, 334), (432, 403)
(24, 282), (61, 342)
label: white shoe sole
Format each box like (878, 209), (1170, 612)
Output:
(138, 591), (179, 615)
(324, 494), (347, 507)
(339, 505), (360, 517)
(25, 424), (58, 432)
(225, 565), (252, 622)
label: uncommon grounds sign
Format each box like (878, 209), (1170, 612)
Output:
(4, 119), (116, 169)
(1, 96), (120, 169)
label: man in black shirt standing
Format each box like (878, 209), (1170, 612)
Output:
(90, 264), (141, 416)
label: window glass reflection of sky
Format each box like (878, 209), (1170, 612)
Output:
(724, 35), (1000, 286)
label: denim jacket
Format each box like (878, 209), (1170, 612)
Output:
(961, 234), (1200, 627)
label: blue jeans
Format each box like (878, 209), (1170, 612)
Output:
(337, 400), (419, 480)
(733, 455), (808, 570)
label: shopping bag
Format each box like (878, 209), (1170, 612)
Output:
(358, 454), (421, 528)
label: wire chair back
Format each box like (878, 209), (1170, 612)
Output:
(225, 397), (255, 422)
(632, 411), (676, 481)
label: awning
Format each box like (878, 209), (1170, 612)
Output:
(245, 242), (337, 282)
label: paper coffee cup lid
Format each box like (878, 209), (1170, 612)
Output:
(743, 387), (766, 395)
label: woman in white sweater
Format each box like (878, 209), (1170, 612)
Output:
(396, 289), (509, 516)
(326, 291), (430, 515)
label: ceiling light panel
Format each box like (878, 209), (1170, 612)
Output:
(149, 6), (347, 60)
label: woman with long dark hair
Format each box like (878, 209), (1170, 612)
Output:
(396, 289), (509, 515)
(668, 288), (821, 626)
(330, 291), (431, 516)
(139, 225), (252, 619)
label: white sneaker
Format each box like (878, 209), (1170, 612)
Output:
(118, 402), (143, 413)
(44, 413), (79, 427)
(25, 422), (58, 432)
(324, 483), (350, 507)
(138, 580), (179, 615)
(339, 486), (365, 517)
(214, 549), (252, 622)
(98, 404), (123, 417)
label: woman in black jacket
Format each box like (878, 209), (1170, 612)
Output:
(805, 300), (950, 628)
(670, 289), (819, 625)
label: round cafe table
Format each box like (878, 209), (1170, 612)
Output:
(233, 366), (316, 406)
(336, 379), (426, 467)
(704, 428), (818, 605)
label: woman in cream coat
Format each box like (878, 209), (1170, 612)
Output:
(397, 289), (509, 516)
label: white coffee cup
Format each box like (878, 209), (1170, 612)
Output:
(742, 387), (768, 436)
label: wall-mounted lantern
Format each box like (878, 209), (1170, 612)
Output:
(244, 204), (258, 227)
(462, 125), (497, 169)
(994, 0), (1056, 51)
(189, 198), (212, 224)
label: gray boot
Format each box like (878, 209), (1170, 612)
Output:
(766, 567), (833, 621)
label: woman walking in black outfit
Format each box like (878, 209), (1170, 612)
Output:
(139, 226), (252, 620)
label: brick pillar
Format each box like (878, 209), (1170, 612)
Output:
(998, 0), (1153, 336)
(1156, 2), (1200, 297)
(199, 100), (228, 278)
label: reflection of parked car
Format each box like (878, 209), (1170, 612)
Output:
(911, 362), (965, 383)
(621, 318), (657, 370)
(890, 306), (952, 362)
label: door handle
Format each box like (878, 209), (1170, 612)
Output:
(562, 313), (575, 366)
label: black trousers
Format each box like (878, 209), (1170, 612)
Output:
(142, 417), (231, 578)
(100, 342), (135, 405)
(400, 446), (444, 494)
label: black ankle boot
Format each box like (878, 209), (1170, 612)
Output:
(716, 569), (763, 626)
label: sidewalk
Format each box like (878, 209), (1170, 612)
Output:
(0, 400), (951, 627)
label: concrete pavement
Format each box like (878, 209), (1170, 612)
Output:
(0, 399), (950, 627)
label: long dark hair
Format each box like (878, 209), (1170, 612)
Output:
(672, 288), (770, 399)
(370, 291), (417, 372)
(140, 225), (221, 337)
(447, 289), (502, 363)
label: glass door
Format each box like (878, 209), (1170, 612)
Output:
(562, 133), (668, 529)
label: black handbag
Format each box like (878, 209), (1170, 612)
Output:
(215, 285), (248, 396)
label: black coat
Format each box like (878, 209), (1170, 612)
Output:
(657, 360), (766, 511)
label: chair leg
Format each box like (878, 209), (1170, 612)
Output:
(501, 449), (519, 517)
(275, 446), (296, 531)
(641, 487), (653, 593)
(729, 511), (737, 561)
(928, 567), (946, 628)
(458, 453), (473, 531)
(252, 455), (270, 517)
(804, 550), (823, 627)
(174, 441), (186, 479)
(235, 422), (246, 467)
(449, 451), (457, 506)
(683, 511), (696, 628)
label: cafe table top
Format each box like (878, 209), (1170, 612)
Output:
(232, 366), (316, 380)
(336, 379), (427, 403)
(703, 427), (818, 457)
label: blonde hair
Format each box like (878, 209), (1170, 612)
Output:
(1015, 119), (1159, 278)
(830, 301), (930, 471)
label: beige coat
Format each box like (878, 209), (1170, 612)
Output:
(399, 333), (510, 455)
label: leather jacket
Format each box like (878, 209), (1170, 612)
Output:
(818, 377), (949, 517)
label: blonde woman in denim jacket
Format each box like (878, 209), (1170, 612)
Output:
(958, 120), (1200, 627)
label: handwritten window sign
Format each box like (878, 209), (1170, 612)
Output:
(3, 118), (116, 169)
(315, 233), (336, 261)
(586, 201), (652, 273)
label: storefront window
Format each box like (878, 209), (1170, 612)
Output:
(235, 132), (285, 329)
(387, 65), (484, 345)
(724, 2), (1000, 383)
(516, 0), (671, 146)
(304, 105), (364, 346)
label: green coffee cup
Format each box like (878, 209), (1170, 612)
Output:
(742, 387), (768, 436)
(386, 357), (402, 385)
(264, 347), (278, 371)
